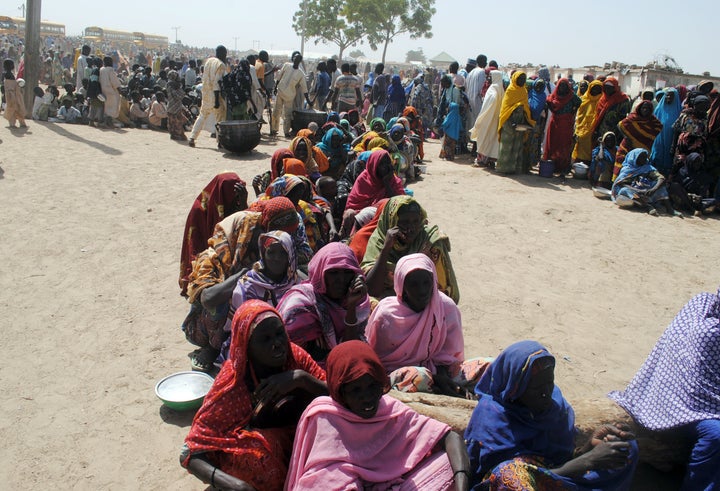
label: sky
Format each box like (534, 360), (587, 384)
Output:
(7, 0), (720, 76)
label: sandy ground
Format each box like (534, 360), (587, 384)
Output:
(1, 119), (718, 490)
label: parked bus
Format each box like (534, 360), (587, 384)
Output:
(132, 32), (169, 51)
(83, 26), (135, 45)
(0, 16), (65, 37)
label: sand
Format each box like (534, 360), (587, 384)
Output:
(1, 120), (717, 489)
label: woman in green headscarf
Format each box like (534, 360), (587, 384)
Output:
(360, 195), (459, 304)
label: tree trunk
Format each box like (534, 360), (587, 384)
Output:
(23, 0), (42, 117)
(381, 33), (391, 65)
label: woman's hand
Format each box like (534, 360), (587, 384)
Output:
(589, 424), (635, 447)
(345, 275), (367, 310)
(383, 226), (405, 251)
(581, 440), (633, 470)
(253, 370), (304, 406)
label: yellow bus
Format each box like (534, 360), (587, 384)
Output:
(83, 26), (135, 45)
(0, 16), (65, 37)
(132, 32), (169, 51)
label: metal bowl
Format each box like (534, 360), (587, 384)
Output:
(592, 187), (612, 199)
(155, 371), (214, 411)
(572, 162), (589, 179)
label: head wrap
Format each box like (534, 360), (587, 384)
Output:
(326, 340), (390, 405)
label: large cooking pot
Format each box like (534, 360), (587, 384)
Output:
(291, 109), (328, 134)
(216, 120), (262, 153)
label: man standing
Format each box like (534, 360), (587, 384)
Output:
(188, 45), (230, 148)
(328, 63), (362, 113)
(371, 63), (388, 120)
(272, 53), (310, 137)
(75, 45), (90, 91)
(184, 59), (197, 89)
(465, 54), (487, 121)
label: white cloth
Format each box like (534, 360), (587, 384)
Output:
(276, 63), (308, 100)
(99, 66), (122, 118)
(470, 70), (504, 159)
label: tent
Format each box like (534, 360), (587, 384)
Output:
(428, 51), (458, 67)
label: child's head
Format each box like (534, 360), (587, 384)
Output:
(141, 88), (152, 98)
(155, 92), (166, 103)
(131, 91), (142, 103)
(33, 86), (45, 98)
(3, 58), (14, 72)
(48, 85), (60, 97)
(63, 83), (74, 94)
(63, 98), (73, 108)
(316, 176), (337, 201)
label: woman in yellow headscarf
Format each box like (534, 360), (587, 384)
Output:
(496, 71), (535, 174)
(572, 80), (604, 163)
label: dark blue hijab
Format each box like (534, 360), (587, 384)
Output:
(464, 340), (576, 477)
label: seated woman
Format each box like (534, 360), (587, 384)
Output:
(252, 148), (293, 197)
(609, 285), (720, 491)
(265, 174), (325, 253)
(316, 126), (352, 178)
(611, 100), (663, 181)
(668, 152), (718, 214)
(285, 340), (471, 491)
(348, 197), (389, 261)
(179, 172), (248, 297)
(367, 254), (490, 396)
(590, 132), (617, 190)
(277, 242), (370, 365)
(180, 300), (327, 491)
(182, 197), (310, 372)
(289, 135), (328, 180)
(465, 340), (638, 491)
(211, 230), (301, 361)
(361, 195), (459, 304)
(611, 148), (677, 215)
(345, 149), (405, 212)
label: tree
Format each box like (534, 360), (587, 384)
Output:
(293, 0), (367, 62)
(349, 49), (366, 59)
(405, 49), (426, 64)
(354, 0), (436, 64)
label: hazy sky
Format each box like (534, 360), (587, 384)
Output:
(7, 0), (719, 76)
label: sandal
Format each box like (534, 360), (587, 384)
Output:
(189, 347), (219, 372)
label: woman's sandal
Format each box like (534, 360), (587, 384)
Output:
(189, 347), (218, 372)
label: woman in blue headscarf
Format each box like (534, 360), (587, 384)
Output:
(611, 148), (677, 215)
(524, 79), (548, 171)
(465, 340), (638, 490)
(384, 75), (406, 121)
(440, 102), (462, 161)
(316, 126), (352, 178)
(649, 88), (683, 176)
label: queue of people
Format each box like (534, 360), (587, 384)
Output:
(173, 67), (719, 488)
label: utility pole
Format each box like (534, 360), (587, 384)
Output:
(299, 0), (307, 57)
(171, 26), (180, 44)
(18, 2), (25, 17)
(233, 37), (239, 53)
(252, 40), (260, 51)
(23, 0), (40, 118)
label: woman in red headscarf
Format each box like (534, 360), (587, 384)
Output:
(179, 172), (248, 297)
(181, 300), (326, 491)
(612, 100), (663, 180)
(402, 106), (425, 160)
(285, 341), (471, 490)
(345, 150), (405, 212)
(543, 78), (581, 174)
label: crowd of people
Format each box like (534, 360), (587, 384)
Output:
(3, 35), (719, 489)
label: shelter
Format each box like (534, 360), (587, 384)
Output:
(428, 51), (457, 68)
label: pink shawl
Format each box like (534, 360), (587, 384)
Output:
(284, 395), (452, 490)
(345, 150), (405, 212)
(366, 253), (464, 373)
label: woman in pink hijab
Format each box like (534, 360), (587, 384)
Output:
(284, 340), (471, 491)
(366, 253), (491, 397)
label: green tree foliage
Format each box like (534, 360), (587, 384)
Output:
(355, 0), (436, 64)
(405, 49), (426, 64)
(349, 49), (366, 59)
(292, 0), (367, 62)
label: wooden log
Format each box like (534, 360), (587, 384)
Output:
(388, 390), (691, 471)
